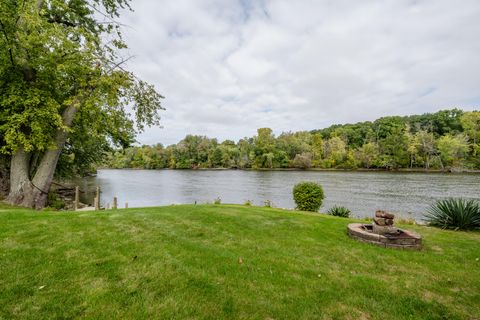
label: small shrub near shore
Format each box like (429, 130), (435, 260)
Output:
(424, 198), (480, 230)
(47, 192), (65, 210)
(327, 205), (351, 218)
(293, 182), (324, 212)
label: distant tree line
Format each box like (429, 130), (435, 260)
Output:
(106, 109), (480, 171)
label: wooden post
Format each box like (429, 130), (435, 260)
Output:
(125, 202), (128, 209)
(113, 197), (117, 210)
(74, 186), (79, 211)
(95, 186), (100, 210)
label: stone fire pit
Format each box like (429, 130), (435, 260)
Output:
(347, 210), (422, 250)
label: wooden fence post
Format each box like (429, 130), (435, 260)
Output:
(113, 197), (117, 210)
(95, 186), (100, 210)
(125, 202), (128, 209)
(74, 186), (79, 211)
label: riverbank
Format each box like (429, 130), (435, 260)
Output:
(1, 204), (479, 319)
(72, 169), (480, 220)
(100, 166), (480, 174)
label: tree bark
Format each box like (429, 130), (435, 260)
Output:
(0, 155), (11, 199)
(5, 149), (36, 206)
(6, 102), (79, 209)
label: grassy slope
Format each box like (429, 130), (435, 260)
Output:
(0, 204), (479, 320)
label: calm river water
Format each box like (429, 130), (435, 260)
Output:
(77, 169), (479, 220)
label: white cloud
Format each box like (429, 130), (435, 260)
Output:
(119, 0), (480, 145)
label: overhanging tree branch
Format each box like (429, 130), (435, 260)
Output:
(46, 16), (78, 28)
(0, 19), (15, 66)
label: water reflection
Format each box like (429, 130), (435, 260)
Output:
(76, 169), (480, 219)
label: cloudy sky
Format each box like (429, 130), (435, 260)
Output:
(118, 0), (480, 145)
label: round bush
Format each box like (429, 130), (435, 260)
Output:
(292, 182), (324, 212)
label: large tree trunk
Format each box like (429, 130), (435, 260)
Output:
(5, 149), (37, 206)
(6, 103), (78, 209)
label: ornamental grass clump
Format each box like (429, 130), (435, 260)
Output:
(293, 182), (324, 212)
(424, 198), (480, 230)
(327, 205), (351, 218)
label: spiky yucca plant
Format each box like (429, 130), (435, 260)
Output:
(424, 198), (480, 230)
(327, 205), (351, 218)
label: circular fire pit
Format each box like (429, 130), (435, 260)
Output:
(347, 211), (422, 250)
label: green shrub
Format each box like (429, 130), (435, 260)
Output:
(47, 192), (65, 210)
(264, 200), (272, 208)
(244, 200), (252, 206)
(292, 153), (312, 169)
(213, 197), (221, 205)
(292, 182), (324, 212)
(327, 205), (351, 218)
(424, 198), (480, 230)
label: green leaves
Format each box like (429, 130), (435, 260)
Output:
(437, 134), (469, 167)
(292, 182), (324, 212)
(424, 198), (480, 230)
(327, 205), (351, 218)
(0, 0), (164, 178)
(460, 111), (480, 155)
(0, 86), (63, 153)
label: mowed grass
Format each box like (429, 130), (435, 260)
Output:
(0, 204), (479, 320)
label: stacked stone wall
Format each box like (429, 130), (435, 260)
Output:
(347, 223), (422, 250)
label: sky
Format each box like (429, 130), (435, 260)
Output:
(118, 0), (480, 146)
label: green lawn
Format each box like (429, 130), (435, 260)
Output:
(0, 204), (479, 319)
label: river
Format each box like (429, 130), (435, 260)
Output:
(76, 169), (480, 220)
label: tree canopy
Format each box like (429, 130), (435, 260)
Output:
(108, 109), (480, 171)
(0, 0), (164, 207)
